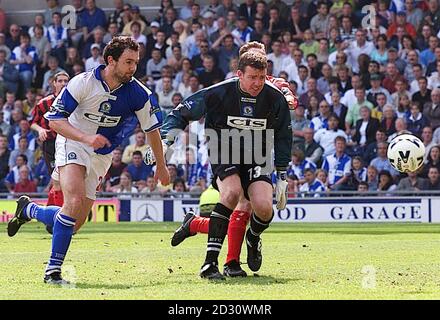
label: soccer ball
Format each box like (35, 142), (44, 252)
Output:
(387, 133), (425, 173)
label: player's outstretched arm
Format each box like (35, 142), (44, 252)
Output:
(160, 89), (208, 145)
(49, 119), (111, 150)
(146, 129), (170, 186)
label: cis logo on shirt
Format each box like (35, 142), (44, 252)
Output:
(84, 113), (121, 127)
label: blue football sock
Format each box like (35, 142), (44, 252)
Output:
(45, 213), (76, 276)
(24, 203), (61, 227)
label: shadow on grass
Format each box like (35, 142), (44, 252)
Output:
(224, 275), (299, 286)
(75, 282), (144, 290)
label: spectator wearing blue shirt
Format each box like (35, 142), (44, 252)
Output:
(9, 33), (38, 96)
(82, 26), (106, 60)
(322, 136), (352, 190)
(299, 168), (326, 197)
(8, 136), (34, 170)
(341, 155), (368, 191)
(81, 0), (107, 44)
(5, 24), (21, 51)
(125, 150), (153, 190)
(183, 147), (208, 187)
(46, 12), (68, 66)
(43, 0), (62, 27)
(288, 149), (317, 183)
(406, 102), (430, 138)
(211, 34), (239, 75)
(310, 100), (331, 131)
(419, 35), (438, 67)
(34, 156), (50, 192)
(231, 16), (253, 47)
(370, 141), (400, 178)
(9, 119), (36, 152)
(4, 154), (33, 192)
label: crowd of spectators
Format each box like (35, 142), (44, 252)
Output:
(1, 0), (440, 197)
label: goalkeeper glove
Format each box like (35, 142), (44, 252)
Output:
(275, 171), (288, 210)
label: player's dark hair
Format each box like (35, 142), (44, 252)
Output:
(304, 168), (315, 175)
(103, 36), (139, 65)
(238, 51), (267, 72)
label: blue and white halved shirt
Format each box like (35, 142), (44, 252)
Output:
(322, 153), (352, 185)
(45, 64), (162, 155)
(299, 178), (326, 197)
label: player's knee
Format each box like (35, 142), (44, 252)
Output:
(220, 188), (241, 208)
(236, 198), (252, 212)
(63, 194), (85, 213)
(252, 200), (273, 222)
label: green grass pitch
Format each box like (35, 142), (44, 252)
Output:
(1, 222), (440, 300)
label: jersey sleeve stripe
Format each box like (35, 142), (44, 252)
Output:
(44, 88), (79, 120)
(144, 121), (162, 133)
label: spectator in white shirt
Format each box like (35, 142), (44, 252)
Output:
(130, 21), (147, 46)
(428, 60), (440, 90)
(295, 65), (309, 96)
(267, 40), (287, 77)
(314, 114), (348, 157)
(347, 29), (375, 74)
(85, 44), (103, 71)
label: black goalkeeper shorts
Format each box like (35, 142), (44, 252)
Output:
(210, 164), (272, 201)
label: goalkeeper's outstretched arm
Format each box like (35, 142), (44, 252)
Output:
(160, 89), (208, 146)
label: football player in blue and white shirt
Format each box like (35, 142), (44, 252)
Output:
(322, 136), (352, 190)
(299, 168), (326, 197)
(7, 37), (170, 285)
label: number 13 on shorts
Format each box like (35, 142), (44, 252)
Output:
(248, 166), (262, 180)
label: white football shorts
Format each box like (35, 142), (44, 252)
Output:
(51, 136), (112, 200)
